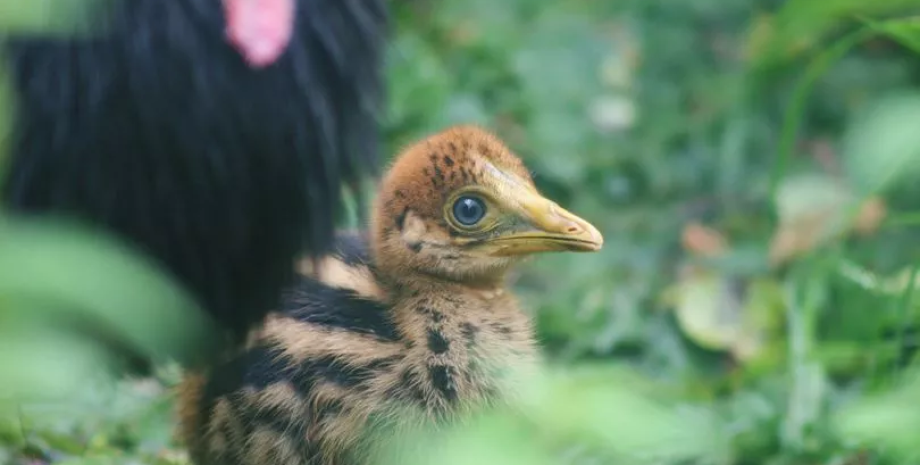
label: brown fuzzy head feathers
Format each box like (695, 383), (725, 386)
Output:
(371, 126), (603, 285)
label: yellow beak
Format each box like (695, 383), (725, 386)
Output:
(487, 190), (604, 256)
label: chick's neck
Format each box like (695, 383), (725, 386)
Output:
(372, 255), (514, 301)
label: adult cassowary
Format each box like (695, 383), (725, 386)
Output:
(0, 0), (386, 371)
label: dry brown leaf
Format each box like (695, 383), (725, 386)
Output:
(853, 196), (887, 236)
(768, 174), (887, 267)
(681, 222), (729, 258)
(769, 214), (832, 266)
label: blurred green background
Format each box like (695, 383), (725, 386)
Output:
(5, 0), (920, 464)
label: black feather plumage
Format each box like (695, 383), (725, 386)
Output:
(1, 0), (386, 365)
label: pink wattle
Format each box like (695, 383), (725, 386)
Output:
(223, 0), (295, 68)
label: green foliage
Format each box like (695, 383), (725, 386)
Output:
(0, 216), (217, 405)
(377, 366), (731, 465)
(5, 0), (920, 463)
(0, 59), (9, 185)
(0, 0), (108, 36)
(842, 91), (920, 195)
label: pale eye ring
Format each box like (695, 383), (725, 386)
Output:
(452, 196), (487, 226)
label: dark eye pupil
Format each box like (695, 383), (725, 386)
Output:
(453, 196), (486, 226)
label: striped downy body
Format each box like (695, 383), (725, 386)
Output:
(176, 126), (604, 465)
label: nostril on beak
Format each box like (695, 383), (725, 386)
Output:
(566, 224), (581, 234)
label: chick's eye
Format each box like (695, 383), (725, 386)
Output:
(452, 196), (486, 226)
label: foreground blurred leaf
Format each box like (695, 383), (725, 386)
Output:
(0, 0), (106, 35)
(835, 369), (920, 461)
(379, 413), (555, 465)
(518, 365), (730, 463)
(378, 365), (731, 465)
(0, 321), (116, 404)
(0, 215), (217, 404)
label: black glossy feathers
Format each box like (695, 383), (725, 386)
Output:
(0, 0), (387, 364)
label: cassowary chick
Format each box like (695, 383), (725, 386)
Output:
(177, 125), (604, 465)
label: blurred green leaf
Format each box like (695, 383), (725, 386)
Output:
(780, 261), (836, 453)
(378, 413), (556, 465)
(769, 27), (875, 201)
(0, 60), (9, 188)
(752, 0), (920, 67)
(521, 365), (732, 463)
(778, 0), (920, 30)
(0, 321), (117, 404)
(842, 91), (920, 195)
(0, 0), (107, 35)
(668, 265), (784, 364)
(838, 259), (920, 296)
(0, 215), (218, 404)
(671, 268), (742, 351)
(862, 16), (920, 53)
(385, 33), (455, 147)
(736, 279), (787, 363)
(835, 369), (920, 461)
(378, 364), (731, 465)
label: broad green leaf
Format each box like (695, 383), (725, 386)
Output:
(518, 365), (730, 463)
(843, 92), (920, 195)
(378, 413), (555, 465)
(0, 322), (115, 404)
(0, 215), (218, 403)
(835, 369), (920, 460)
(378, 365), (730, 465)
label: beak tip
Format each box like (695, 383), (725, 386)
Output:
(560, 213), (603, 252)
(585, 225), (604, 251)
